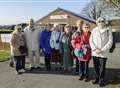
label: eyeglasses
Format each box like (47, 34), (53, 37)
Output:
(98, 21), (105, 23)
(84, 27), (89, 28)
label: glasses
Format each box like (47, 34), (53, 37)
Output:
(84, 27), (89, 28)
(98, 21), (105, 23)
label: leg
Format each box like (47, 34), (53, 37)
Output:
(99, 58), (107, 87)
(92, 56), (100, 84)
(21, 55), (26, 69)
(75, 57), (79, 74)
(15, 56), (21, 73)
(34, 50), (40, 68)
(28, 50), (34, 68)
(84, 61), (89, 79)
(45, 54), (51, 71)
(79, 61), (85, 80)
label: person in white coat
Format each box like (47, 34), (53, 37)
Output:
(89, 17), (113, 87)
(24, 19), (41, 70)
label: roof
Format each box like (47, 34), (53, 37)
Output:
(36, 7), (96, 24)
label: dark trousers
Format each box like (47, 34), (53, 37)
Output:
(14, 55), (25, 71)
(79, 61), (89, 78)
(45, 54), (51, 70)
(76, 58), (79, 73)
(93, 56), (107, 81)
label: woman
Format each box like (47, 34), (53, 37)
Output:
(10, 25), (26, 74)
(71, 20), (84, 75)
(40, 24), (53, 71)
(60, 24), (73, 74)
(50, 24), (61, 71)
(71, 23), (91, 81)
(89, 17), (113, 87)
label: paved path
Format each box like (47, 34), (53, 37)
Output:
(0, 45), (120, 88)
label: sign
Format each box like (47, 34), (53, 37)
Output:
(50, 15), (68, 19)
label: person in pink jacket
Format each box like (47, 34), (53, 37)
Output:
(71, 23), (91, 81)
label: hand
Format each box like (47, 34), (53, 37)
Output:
(96, 48), (103, 54)
(43, 48), (46, 52)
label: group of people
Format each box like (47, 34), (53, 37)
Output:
(10, 17), (113, 87)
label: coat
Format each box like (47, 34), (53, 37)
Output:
(71, 31), (91, 61)
(50, 31), (61, 50)
(89, 27), (113, 58)
(40, 29), (52, 54)
(24, 26), (40, 51)
(60, 33), (73, 69)
(10, 32), (26, 56)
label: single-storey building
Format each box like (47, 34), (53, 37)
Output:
(36, 7), (96, 30)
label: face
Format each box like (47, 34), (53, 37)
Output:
(82, 24), (90, 32)
(29, 20), (34, 28)
(64, 27), (70, 34)
(97, 20), (106, 28)
(16, 28), (22, 33)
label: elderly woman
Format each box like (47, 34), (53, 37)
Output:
(89, 17), (113, 87)
(60, 24), (73, 74)
(50, 24), (61, 71)
(10, 25), (26, 74)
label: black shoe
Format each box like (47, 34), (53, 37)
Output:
(92, 79), (99, 84)
(84, 77), (89, 82)
(99, 80), (105, 87)
(79, 76), (84, 81)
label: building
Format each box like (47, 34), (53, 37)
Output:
(36, 7), (96, 30)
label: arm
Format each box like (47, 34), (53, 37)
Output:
(50, 32), (54, 49)
(101, 30), (113, 52)
(89, 30), (98, 51)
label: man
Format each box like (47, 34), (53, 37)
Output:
(89, 17), (113, 87)
(24, 19), (41, 70)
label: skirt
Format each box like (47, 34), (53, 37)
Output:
(51, 49), (61, 63)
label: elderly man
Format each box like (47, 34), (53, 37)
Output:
(89, 17), (113, 87)
(24, 19), (41, 70)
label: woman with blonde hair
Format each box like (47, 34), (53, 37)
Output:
(10, 25), (26, 74)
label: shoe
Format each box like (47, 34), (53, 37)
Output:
(99, 80), (105, 87)
(92, 79), (99, 84)
(79, 76), (84, 81)
(84, 78), (89, 82)
(16, 71), (21, 75)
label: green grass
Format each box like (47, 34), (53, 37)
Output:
(0, 30), (13, 34)
(0, 50), (11, 62)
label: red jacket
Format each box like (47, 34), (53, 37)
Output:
(71, 31), (91, 61)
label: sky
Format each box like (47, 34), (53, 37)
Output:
(0, 0), (91, 25)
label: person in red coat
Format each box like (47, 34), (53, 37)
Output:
(71, 23), (91, 81)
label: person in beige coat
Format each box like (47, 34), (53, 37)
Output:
(89, 17), (113, 87)
(10, 25), (26, 74)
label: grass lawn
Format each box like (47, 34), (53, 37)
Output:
(0, 50), (11, 62)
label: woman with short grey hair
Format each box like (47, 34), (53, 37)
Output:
(10, 25), (26, 74)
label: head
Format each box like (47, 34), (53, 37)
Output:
(76, 20), (84, 31)
(96, 17), (106, 28)
(53, 24), (61, 32)
(14, 25), (22, 33)
(82, 23), (90, 32)
(46, 23), (53, 31)
(64, 24), (71, 34)
(75, 32), (80, 37)
(28, 18), (34, 28)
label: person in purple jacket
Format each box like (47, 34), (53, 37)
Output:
(40, 24), (53, 71)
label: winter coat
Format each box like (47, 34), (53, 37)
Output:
(89, 27), (113, 58)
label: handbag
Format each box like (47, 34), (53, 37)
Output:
(19, 46), (27, 54)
